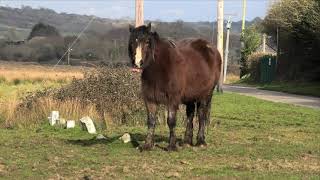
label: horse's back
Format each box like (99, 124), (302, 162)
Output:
(174, 38), (221, 101)
(177, 38), (221, 75)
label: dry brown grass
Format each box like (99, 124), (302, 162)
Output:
(0, 61), (85, 82)
(0, 61), (97, 128)
(2, 96), (102, 128)
(225, 73), (240, 84)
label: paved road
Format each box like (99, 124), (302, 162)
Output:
(224, 85), (320, 109)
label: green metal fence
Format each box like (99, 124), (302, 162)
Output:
(260, 55), (276, 83)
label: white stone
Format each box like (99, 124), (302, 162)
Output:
(80, 116), (97, 134)
(66, 120), (75, 129)
(119, 133), (131, 143)
(96, 134), (107, 140)
(49, 111), (59, 126)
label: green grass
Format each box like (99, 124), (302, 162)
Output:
(0, 80), (64, 102)
(234, 78), (320, 97)
(259, 82), (320, 97)
(0, 93), (319, 179)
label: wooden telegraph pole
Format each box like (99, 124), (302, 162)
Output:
(262, 33), (266, 53)
(241, 0), (247, 34)
(217, 0), (224, 92)
(67, 48), (70, 65)
(67, 45), (72, 65)
(135, 0), (144, 27)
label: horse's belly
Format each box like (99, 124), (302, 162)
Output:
(142, 85), (169, 104)
(182, 77), (214, 102)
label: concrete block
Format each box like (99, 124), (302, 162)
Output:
(80, 116), (96, 134)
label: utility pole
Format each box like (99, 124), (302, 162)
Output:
(262, 33), (266, 53)
(240, 0), (247, 78)
(241, 0), (247, 35)
(223, 16), (232, 83)
(217, 0), (224, 92)
(135, 0), (144, 27)
(67, 46), (71, 65)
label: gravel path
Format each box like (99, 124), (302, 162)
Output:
(224, 85), (320, 109)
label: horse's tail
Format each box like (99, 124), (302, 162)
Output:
(201, 84), (215, 135)
(213, 44), (223, 93)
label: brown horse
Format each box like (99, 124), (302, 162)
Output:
(128, 23), (221, 151)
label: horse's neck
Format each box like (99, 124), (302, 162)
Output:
(154, 39), (173, 63)
(143, 39), (172, 81)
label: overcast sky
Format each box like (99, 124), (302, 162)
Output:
(2, 0), (271, 22)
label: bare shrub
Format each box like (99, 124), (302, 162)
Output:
(4, 67), (145, 128)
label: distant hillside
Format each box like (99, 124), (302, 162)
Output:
(0, 6), (130, 40)
(0, 6), (262, 65)
(0, 6), (261, 40)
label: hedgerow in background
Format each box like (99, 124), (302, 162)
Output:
(263, 0), (320, 81)
(240, 25), (261, 78)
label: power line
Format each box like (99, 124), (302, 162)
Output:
(52, 16), (96, 70)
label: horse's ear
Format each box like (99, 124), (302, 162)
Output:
(129, 24), (134, 32)
(147, 22), (151, 32)
(153, 32), (159, 40)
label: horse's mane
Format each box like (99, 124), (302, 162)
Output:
(167, 39), (176, 48)
(150, 32), (176, 49)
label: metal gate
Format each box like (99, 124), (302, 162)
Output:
(260, 55), (276, 83)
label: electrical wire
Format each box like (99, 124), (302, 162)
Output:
(52, 16), (95, 70)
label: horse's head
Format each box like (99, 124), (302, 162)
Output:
(128, 23), (156, 70)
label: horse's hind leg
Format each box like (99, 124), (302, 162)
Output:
(140, 101), (157, 151)
(184, 102), (195, 146)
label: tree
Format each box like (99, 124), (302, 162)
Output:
(240, 25), (261, 78)
(263, 0), (320, 81)
(28, 22), (61, 40)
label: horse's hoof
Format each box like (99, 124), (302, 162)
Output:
(181, 144), (192, 148)
(165, 145), (178, 152)
(180, 141), (193, 147)
(195, 141), (207, 148)
(182, 139), (193, 147)
(139, 143), (153, 152)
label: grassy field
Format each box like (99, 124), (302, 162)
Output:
(0, 62), (319, 179)
(0, 61), (85, 100)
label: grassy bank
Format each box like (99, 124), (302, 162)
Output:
(234, 77), (320, 97)
(259, 82), (320, 97)
(0, 93), (319, 179)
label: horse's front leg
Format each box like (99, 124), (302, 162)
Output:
(167, 104), (178, 151)
(140, 101), (157, 151)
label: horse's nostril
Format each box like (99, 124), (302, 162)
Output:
(140, 61), (143, 66)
